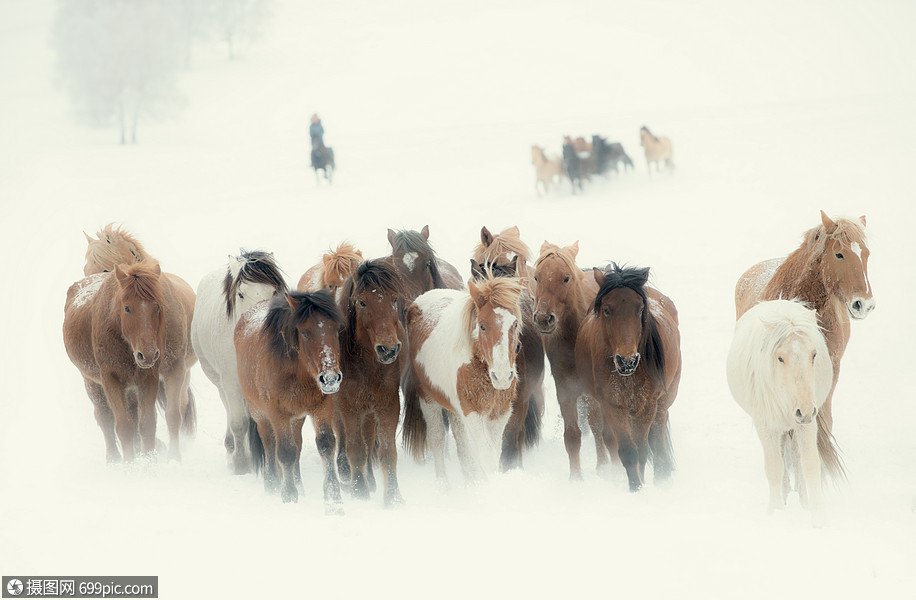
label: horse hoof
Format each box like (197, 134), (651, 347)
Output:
(384, 491), (406, 508)
(281, 489), (298, 503)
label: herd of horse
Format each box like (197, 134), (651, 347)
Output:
(62, 212), (874, 523)
(532, 126), (674, 195)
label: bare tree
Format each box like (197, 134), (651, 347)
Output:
(209, 0), (272, 60)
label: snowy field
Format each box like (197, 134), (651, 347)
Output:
(2, 1), (915, 598)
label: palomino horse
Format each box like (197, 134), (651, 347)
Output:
(727, 299), (834, 525)
(334, 259), (407, 506)
(235, 290), (344, 508)
(297, 242), (363, 297)
(402, 277), (525, 483)
(532, 241), (608, 478)
(469, 258), (544, 470)
(734, 211), (875, 478)
(575, 264), (681, 491)
(190, 250), (286, 474)
(639, 125), (673, 177)
(387, 225), (464, 299)
(83, 223), (152, 275)
(63, 262), (197, 462)
(530, 145), (565, 195)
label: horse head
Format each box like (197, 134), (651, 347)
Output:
(284, 291), (343, 394)
(114, 262), (166, 369)
(814, 211), (875, 320)
(467, 278), (523, 390)
(592, 265), (652, 376)
(345, 259), (405, 365)
(225, 250), (286, 319)
(532, 241), (582, 334)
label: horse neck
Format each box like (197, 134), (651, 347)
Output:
(770, 247), (829, 311)
(559, 273), (592, 332)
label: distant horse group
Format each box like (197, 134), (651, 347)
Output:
(62, 212), (874, 524)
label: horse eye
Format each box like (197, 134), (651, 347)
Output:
(301, 331), (310, 339)
(777, 356), (784, 363)
(812, 352), (817, 360)
(359, 300), (367, 307)
(563, 276), (570, 283)
(533, 276), (539, 283)
(124, 306), (130, 313)
(835, 253), (844, 259)
(515, 343), (521, 354)
(238, 292), (245, 300)
(480, 324), (486, 331)
(603, 307), (610, 316)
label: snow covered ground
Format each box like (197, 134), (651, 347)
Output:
(2, 1), (915, 598)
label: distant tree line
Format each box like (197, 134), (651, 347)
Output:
(53, 0), (272, 144)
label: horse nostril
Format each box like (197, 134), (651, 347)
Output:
(153, 350), (160, 362)
(853, 300), (862, 312)
(796, 409), (803, 419)
(547, 314), (556, 325)
(136, 352), (145, 362)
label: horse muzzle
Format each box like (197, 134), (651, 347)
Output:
(614, 353), (640, 376)
(489, 369), (517, 390)
(533, 312), (557, 335)
(847, 297), (875, 320)
(375, 343), (401, 365)
(318, 371), (343, 394)
(795, 406), (817, 425)
(134, 349), (160, 369)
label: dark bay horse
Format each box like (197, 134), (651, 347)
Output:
(575, 264), (682, 491)
(387, 225), (464, 299)
(235, 291), (344, 508)
(734, 211), (875, 478)
(334, 259), (407, 506)
(592, 135), (634, 174)
(63, 262), (197, 463)
(311, 143), (335, 184)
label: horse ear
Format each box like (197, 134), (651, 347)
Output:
(820, 210), (838, 234)
(83, 231), (94, 245)
(421, 225), (430, 240)
(151, 262), (162, 277)
(349, 257), (360, 274)
(286, 293), (300, 313)
(570, 241), (580, 258)
(593, 267), (606, 287)
(114, 264), (128, 284)
(480, 226), (493, 247)
(356, 249), (364, 258)
(469, 258), (481, 278)
(387, 229), (396, 248)
(229, 255), (244, 279)
(859, 215), (867, 227)
(507, 225), (520, 237)
(322, 252), (334, 268)
(539, 241), (551, 255)
(508, 254), (519, 275)
(468, 280), (483, 306)
(634, 267), (650, 287)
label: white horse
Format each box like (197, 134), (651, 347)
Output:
(190, 250), (286, 474)
(726, 299), (834, 525)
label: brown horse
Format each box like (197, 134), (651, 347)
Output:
(297, 242), (363, 295)
(531, 241), (607, 478)
(402, 277), (525, 483)
(334, 259), (407, 506)
(530, 145), (565, 195)
(575, 264), (681, 491)
(564, 135), (592, 153)
(639, 125), (674, 177)
(63, 261), (197, 463)
(734, 211), (875, 478)
(83, 223), (152, 275)
(387, 226), (464, 300)
(472, 225), (536, 291)
(235, 290), (344, 508)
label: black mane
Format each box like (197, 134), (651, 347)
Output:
(594, 263), (666, 387)
(263, 290), (341, 359)
(223, 250), (287, 318)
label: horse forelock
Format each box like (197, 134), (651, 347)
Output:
(223, 250), (286, 318)
(390, 229), (436, 259)
(263, 290), (341, 359)
(473, 227), (531, 267)
(804, 217), (869, 259)
(322, 242), (362, 286)
(535, 244), (578, 274)
(467, 277), (524, 333)
(117, 262), (165, 306)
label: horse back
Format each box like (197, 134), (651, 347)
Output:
(161, 272), (197, 371)
(297, 263), (322, 292)
(734, 258), (784, 319)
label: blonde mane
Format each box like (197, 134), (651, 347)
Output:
(535, 241), (579, 274)
(473, 226), (532, 267)
(462, 276), (525, 337)
(320, 242), (363, 288)
(802, 216), (868, 259)
(84, 224), (151, 275)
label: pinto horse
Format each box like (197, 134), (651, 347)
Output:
(532, 241), (608, 478)
(639, 125), (673, 177)
(83, 223), (152, 275)
(297, 242), (363, 297)
(402, 277), (525, 483)
(735, 211), (875, 478)
(575, 264), (681, 491)
(531, 145), (565, 195)
(191, 250), (286, 474)
(387, 225), (464, 299)
(727, 299), (834, 525)
(333, 259), (407, 506)
(235, 291), (344, 507)
(63, 262), (197, 463)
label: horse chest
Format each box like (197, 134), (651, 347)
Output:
(599, 368), (658, 415)
(456, 363), (515, 418)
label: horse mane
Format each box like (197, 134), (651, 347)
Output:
(340, 259), (404, 357)
(222, 250), (287, 319)
(390, 228), (448, 288)
(473, 226), (531, 267)
(320, 242), (363, 288)
(262, 290), (341, 360)
(462, 276), (525, 338)
(733, 300), (830, 432)
(802, 216), (868, 259)
(535, 242), (579, 275)
(116, 261), (165, 306)
(84, 223), (151, 274)
(594, 263), (666, 388)
(640, 126), (659, 143)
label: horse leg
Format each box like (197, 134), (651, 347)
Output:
(556, 380), (584, 480)
(312, 402), (344, 514)
(361, 415), (378, 494)
(756, 425), (786, 512)
(341, 407), (369, 500)
(500, 392), (528, 471)
(585, 395), (611, 476)
(796, 422), (825, 526)
(85, 379), (121, 463)
(255, 417), (280, 494)
(292, 416), (305, 491)
(418, 397), (450, 484)
(136, 375), (160, 456)
(101, 376), (138, 463)
(160, 370), (189, 461)
(377, 401), (404, 507)
(224, 380), (252, 474)
(275, 420), (300, 503)
(449, 413), (486, 482)
(648, 409), (674, 483)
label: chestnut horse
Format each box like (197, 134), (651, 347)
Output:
(63, 262), (197, 463)
(727, 299), (834, 525)
(297, 242), (363, 297)
(191, 250), (286, 474)
(83, 223), (152, 275)
(531, 145), (565, 195)
(639, 125), (673, 177)
(235, 291), (344, 508)
(387, 225), (464, 300)
(575, 264), (681, 491)
(334, 259), (407, 506)
(735, 211), (875, 478)
(402, 277), (524, 483)
(472, 225), (536, 291)
(532, 241), (607, 479)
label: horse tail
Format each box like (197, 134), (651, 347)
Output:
(401, 364), (428, 462)
(524, 391), (542, 448)
(816, 411), (846, 481)
(249, 418), (265, 476)
(181, 387), (197, 435)
(648, 417), (676, 471)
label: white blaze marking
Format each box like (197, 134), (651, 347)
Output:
(403, 252), (418, 271)
(488, 307), (517, 386)
(850, 242), (863, 260)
